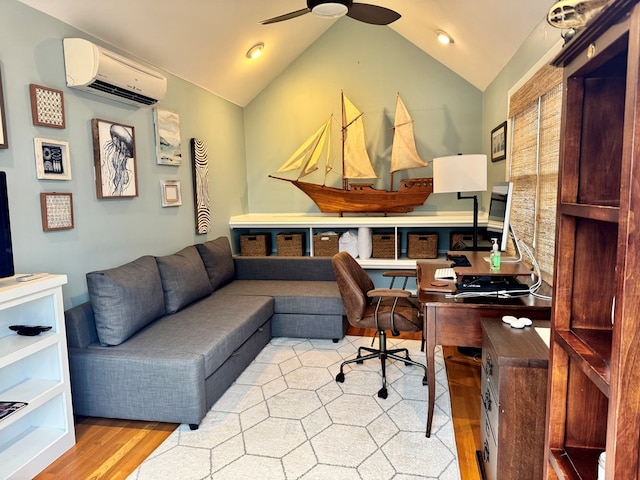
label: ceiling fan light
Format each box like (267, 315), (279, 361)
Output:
(311, 2), (349, 18)
(436, 30), (454, 45)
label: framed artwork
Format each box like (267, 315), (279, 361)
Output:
(30, 84), (65, 129)
(40, 192), (74, 231)
(0, 67), (7, 149)
(154, 109), (182, 165)
(491, 121), (507, 162)
(191, 138), (210, 234)
(160, 179), (182, 207)
(34, 138), (72, 180)
(91, 118), (138, 198)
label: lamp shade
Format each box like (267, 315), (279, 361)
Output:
(432, 154), (487, 193)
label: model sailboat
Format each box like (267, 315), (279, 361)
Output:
(269, 93), (433, 214)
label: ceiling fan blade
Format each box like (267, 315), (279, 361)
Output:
(347, 3), (401, 25)
(260, 8), (311, 25)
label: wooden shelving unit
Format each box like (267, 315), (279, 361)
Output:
(544, 1), (640, 478)
(0, 275), (74, 479)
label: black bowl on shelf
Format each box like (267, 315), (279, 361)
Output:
(9, 325), (52, 336)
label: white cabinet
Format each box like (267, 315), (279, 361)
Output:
(229, 212), (487, 269)
(0, 275), (74, 479)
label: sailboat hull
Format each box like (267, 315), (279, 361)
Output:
(291, 178), (433, 214)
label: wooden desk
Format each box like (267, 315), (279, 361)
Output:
(416, 260), (551, 437)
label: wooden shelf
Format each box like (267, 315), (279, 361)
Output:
(554, 328), (611, 396)
(229, 211), (488, 229)
(549, 447), (602, 480)
(559, 203), (620, 223)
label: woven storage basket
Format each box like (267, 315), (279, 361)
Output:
(313, 233), (339, 257)
(407, 232), (438, 259)
(276, 232), (305, 256)
(450, 232), (474, 250)
(372, 233), (399, 259)
(240, 233), (271, 256)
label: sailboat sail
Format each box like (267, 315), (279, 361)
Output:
(342, 94), (377, 179)
(276, 116), (332, 179)
(391, 94), (429, 173)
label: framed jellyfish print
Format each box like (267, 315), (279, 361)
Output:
(33, 138), (71, 180)
(91, 118), (138, 198)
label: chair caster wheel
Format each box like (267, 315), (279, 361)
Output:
(336, 372), (345, 383)
(422, 376), (428, 386)
(378, 388), (388, 399)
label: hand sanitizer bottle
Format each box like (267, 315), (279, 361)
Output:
(490, 238), (501, 271)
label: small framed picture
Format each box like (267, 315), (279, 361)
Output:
(160, 179), (182, 207)
(40, 192), (74, 231)
(30, 84), (65, 129)
(92, 118), (138, 198)
(491, 121), (507, 162)
(34, 138), (72, 180)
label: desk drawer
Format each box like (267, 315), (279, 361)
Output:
(481, 370), (499, 435)
(482, 340), (500, 396)
(480, 401), (498, 480)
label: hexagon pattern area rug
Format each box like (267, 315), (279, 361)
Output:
(127, 336), (461, 480)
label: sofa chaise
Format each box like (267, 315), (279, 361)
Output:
(64, 236), (346, 428)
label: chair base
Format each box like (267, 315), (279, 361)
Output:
(335, 330), (427, 399)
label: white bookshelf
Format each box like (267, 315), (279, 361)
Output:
(0, 274), (74, 479)
(229, 212), (489, 268)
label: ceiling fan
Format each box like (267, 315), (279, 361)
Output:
(260, 0), (401, 26)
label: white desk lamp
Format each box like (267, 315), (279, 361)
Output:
(433, 154), (488, 250)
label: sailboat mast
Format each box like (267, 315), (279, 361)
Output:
(341, 91), (348, 191)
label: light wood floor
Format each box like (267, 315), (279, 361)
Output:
(36, 330), (481, 480)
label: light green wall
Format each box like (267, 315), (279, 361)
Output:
(482, 17), (562, 191)
(244, 18), (484, 214)
(0, 1), (562, 308)
(0, 0), (248, 307)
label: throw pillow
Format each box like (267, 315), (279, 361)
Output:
(195, 236), (235, 290)
(87, 255), (165, 346)
(156, 245), (213, 314)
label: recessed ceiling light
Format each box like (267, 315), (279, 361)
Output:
(246, 42), (264, 59)
(436, 30), (454, 45)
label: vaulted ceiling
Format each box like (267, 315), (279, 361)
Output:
(19, 0), (555, 106)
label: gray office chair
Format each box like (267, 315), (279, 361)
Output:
(332, 251), (427, 399)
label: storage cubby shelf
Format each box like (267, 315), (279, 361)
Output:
(229, 212), (488, 268)
(0, 274), (74, 479)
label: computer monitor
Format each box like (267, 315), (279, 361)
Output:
(486, 181), (514, 252)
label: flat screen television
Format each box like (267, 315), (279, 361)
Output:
(486, 181), (514, 252)
(0, 172), (15, 278)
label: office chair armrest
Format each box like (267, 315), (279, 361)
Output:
(382, 270), (416, 278)
(367, 288), (412, 299)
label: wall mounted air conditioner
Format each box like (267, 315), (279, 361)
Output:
(63, 38), (167, 107)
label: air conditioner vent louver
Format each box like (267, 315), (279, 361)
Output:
(88, 80), (158, 105)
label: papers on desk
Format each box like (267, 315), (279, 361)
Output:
(535, 327), (551, 348)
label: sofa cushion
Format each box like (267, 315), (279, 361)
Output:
(216, 280), (344, 316)
(86, 256), (165, 346)
(156, 246), (213, 314)
(105, 293), (274, 378)
(195, 236), (235, 290)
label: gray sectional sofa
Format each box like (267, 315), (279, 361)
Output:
(64, 236), (346, 428)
